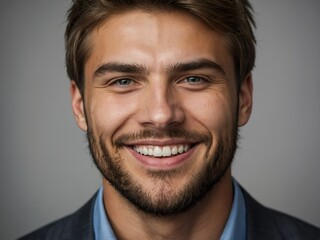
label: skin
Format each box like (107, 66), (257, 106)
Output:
(71, 10), (252, 240)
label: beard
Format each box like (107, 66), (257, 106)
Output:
(87, 127), (238, 217)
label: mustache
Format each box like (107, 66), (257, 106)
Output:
(114, 129), (212, 147)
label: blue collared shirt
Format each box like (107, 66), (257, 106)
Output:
(93, 180), (246, 240)
(220, 179), (246, 240)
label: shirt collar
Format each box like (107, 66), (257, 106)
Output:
(94, 179), (246, 240)
(220, 179), (247, 240)
(93, 187), (117, 240)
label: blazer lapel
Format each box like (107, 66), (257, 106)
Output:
(241, 187), (283, 240)
(69, 193), (97, 240)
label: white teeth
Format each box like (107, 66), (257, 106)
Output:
(171, 146), (178, 155)
(162, 146), (171, 157)
(148, 148), (153, 155)
(153, 146), (162, 157)
(178, 145), (184, 154)
(133, 144), (191, 158)
(143, 146), (148, 155)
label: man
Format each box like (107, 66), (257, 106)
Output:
(20, 0), (320, 239)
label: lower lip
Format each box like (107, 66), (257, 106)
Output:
(127, 145), (198, 170)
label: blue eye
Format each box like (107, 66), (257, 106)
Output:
(186, 76), (202, 84)
(115, 78), (132, 86)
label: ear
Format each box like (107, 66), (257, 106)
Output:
(70, 81), (87, 131)
(238, 73), (253, 127)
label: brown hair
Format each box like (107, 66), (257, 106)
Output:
(65, 0), (256, 93)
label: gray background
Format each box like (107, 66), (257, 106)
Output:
(1, 1), (319, 239)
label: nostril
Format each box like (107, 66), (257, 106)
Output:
(137, 86), (185, 128)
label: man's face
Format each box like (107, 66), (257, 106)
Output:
(71, 10), (252, 216)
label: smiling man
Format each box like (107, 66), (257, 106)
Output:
(20, 0), (320, 239)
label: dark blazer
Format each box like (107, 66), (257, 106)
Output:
(19, 188), (320, 240)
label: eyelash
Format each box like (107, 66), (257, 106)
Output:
(180, 75), (211, 86)
(111, 78), (135, 87)
(184, 76), (205, 84)
(106, 75), (211, 90)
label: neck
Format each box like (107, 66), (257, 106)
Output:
(102, 172), (233, 240)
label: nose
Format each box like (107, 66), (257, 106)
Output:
(138, 82), (185, 129)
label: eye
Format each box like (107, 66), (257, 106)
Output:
(177, 75), (213, 90)
(114, 78), (133, 86)
(107, 77), (141, 93)
(185, 76), (203, 84)
(182, 76), (210, 85)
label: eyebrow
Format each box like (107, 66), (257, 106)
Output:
(168, 59), (226, 76)
(93, 62), (147, 79)
(93, 58), (226, 79)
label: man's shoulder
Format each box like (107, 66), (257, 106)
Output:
(242, 187), (320, 239)
(18, 187), (320, 239)
(18, 193), (97, 240)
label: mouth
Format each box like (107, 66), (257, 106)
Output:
(125, 141), (199, 169)
(132, 144), (193, 158)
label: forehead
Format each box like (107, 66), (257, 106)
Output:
(85, 10), (234, 78)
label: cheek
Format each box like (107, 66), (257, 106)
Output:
(183, 92), (235, 133)
(89, 94), (136, 138)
